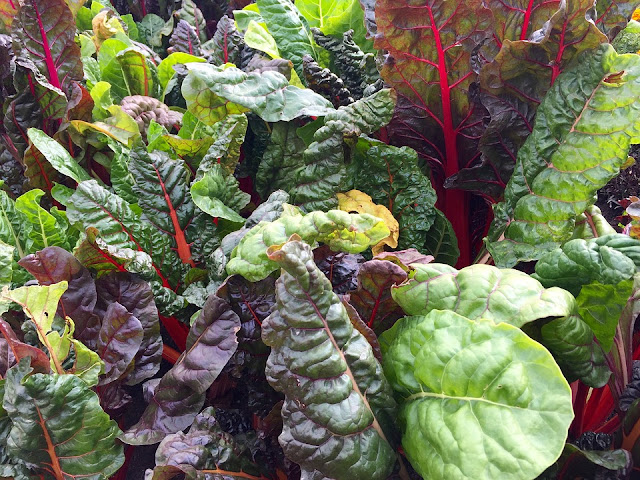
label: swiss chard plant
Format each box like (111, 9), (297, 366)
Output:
(0, 0), (640, 477)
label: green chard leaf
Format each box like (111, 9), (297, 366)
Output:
(390, 263), (610, 387)
(532, 234), (640, 295)
(27, 129), (91, 183)
(487, 44), (640, 267)
(4, 359), (124, 479)
(182, 63), (334, 125)
(15, 189), (69, 252)
(226, 204), (390, 282)
(190, 164), (250, 223)
(262, 239), (397, 479)
(255, 121), (306, 199)
(382, 310), (573, 480)
(174, 0), (207, 43)
(290, 88), (397, 211)
(66, 180), (184, 290)
(255, 0), (316, 80)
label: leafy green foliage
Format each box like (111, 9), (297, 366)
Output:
(382, 310), (574, 480)
(3, 359), (124, 479)
(487, 45), (640, 266)
(263, 239), (397, 479)
(227, 205), (390, 281)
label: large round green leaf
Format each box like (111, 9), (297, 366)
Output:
(383, 310), (573, 480)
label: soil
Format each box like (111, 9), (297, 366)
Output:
(595, 145), (640, 229)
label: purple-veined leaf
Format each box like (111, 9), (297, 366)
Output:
(374, 0), (492, 264)
(0, 318), (50, 373)
(12, 0), (83, 94)
(167, 19), (201, 56)
(313, 245), (363, 294)
(348, 258), (407, 334)
(121, 294), (240, 445)
(94, 272), (162, 386)
(96, 301), (144, 385)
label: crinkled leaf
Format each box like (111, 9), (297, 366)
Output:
(392, 263), (576, 327)
(96, 301), (144, 385)
(348, 137), (440, 254)
(374, 0), (491, 181)
(205, 15), (243, 66)
(290, 88), (396, 211)
(487, 0), (560, 43)
(94, 272), (162, 386)
(182, 63), (334, 125)
(487, 44), (640, 266)
(391, 263), (610, 386)
(4, 359), (124, 479)
(0, 241), (12, 287)
(196, 114), (248, 175)
(534, 313), (611, 387)
(12, 0), (83, 94)
(152, 407), (266, 478)
(130, 147), (196, 267)
(382, 310), (573, 480)
(255, 121), (306, 199)
(74, 226), (156, 279)
(18, 247), (100, 349)
(349, 258), (406, 335)
(421, 209), (459, 266)
(121, 295), (239, 445)
(227, 204), (390, 282)
(190, 164), (250, 223)
(262, 239), (396, 479)
(168, 19), (201, 56)
(174, 0), (207, 43)
(532, 234), (640, 295)
(337, 190), (398, 255)
(67, 180), (182, 289)
(220, 190), (289, 256)
(313, 244), (363, 294)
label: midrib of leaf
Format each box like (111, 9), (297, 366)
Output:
(299, 282), (391, 446)
(406, 390), (529, 410)
(0, 203), (24, 258)
(149, 162), (194, 267)
(37, 208), (48, 248)
(31, 0), (61, 90)
(35, 403), (65, 480)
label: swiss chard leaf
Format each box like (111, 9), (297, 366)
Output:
(226, 204), (390, 282)
(94, 272), (162, 386)
(532, 234), (640, 295)
(96, 301), (144, 385)
(391, 263), (610, 386)
(18, 247), (101, 349)
(290, 88), (396, 211)
(182, 63), (334, 125)
(12, 0), (83, 94)
(487, 44), (640, 267)
(382, 310), (573, 480)
(121, 294), (239, 445)
(263, 239), (397, 479)
(4, 359), (124, 479)
(255, 0), (315, 80)
(348, 136), (441, 255)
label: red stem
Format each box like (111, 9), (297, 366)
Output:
(426, 5), (470, 266)
(31, 0), (61, 90)
(159, 314), (188, 351)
